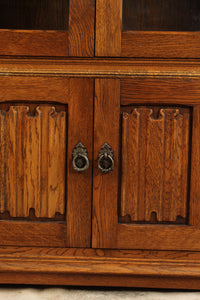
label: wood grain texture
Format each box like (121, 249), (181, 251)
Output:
(122, 31), (200, 58)
(0, 222), (67, 247)
(92, 79), (120, 248)
(0, 30), (69, 56)
(69, 0), (95, 56)
(0, 105), (66, 218)
(95, 0), (122, 56)
(66, 78), (93, 247)
(120, 107), (190, 224)
(0, 77), (69, 103)
(121, 78), (200, 106)
(0, 247), (199, 288)
(0, 0), (95, 56)
(2, 246), (200, 260)
(117, 224), (200, 251)
(190, 106), (200, 226)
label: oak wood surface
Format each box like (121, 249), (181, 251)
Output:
(0, 247), (199, 288)
(69, 0), (95, 57)
(95, 0), (122, 56)
(0, 0), (95, 56)
(120, 107), (190, 224)
(0, 76), (69, 103)
(95, 0), (200, 58)
(121, 77), (200, 105)
(121, 31), (200, 58)
(0, 104), (66, 218)
(0, 0), (200, 289)
(92, 79), (120, 248)
(0, 77), (93, 248)
(0, 30), (69, 56)
(117, 224), (200, 250)
(66, 78), (93, 247)
(93, 77), (200, 251)
(190, 106), (200, 226)
(0, 58), (200, 78)
(0, 222), (67, 247)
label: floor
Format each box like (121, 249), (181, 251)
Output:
(0, 287), (200, 300)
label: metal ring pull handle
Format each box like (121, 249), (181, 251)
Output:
(98, 143), (114, 173)
(72, 142), (89, 172)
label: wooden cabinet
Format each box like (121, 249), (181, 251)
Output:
(0, 0), (200, 290)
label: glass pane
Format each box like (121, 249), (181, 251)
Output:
(123, 0), (200, 31)
(0, 0), (69, 30)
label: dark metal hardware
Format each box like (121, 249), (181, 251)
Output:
(72, 142), (89, 172)
(98, 143), (114, 173)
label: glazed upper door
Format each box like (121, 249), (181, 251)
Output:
(93, 78), (200, 250)
(0, 77), (93, 247)
(0, 0), (95, 56)
(96, 0), (200, 57)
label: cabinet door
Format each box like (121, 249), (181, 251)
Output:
(0, 77), (93, 247)
(93, 78), (200, 250)
(96, 0), (200, 57)
(0, 0), (95, 56)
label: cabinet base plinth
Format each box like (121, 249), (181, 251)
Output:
(0, 247), (199, 289)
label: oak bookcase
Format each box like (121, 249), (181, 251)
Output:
(0, 0), (200, 289)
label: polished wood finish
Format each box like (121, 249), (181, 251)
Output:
(0, 104), (66, 218)
(66, 78), (93, 247)
(120, 107), (190, 224)
(0, 58), (200, 78)
(190, 106), (200, 226)
(121, 77), (200, 105)
(0, 0), (95, 56)
(93, 77), (200, 251)
(0, 0), (200, 289)
(69, 0), (95, 57)
(0, 247), (199, 289)
(0, 223), (67, 247)
(0, 77), (93, 248)
(121, 31), (200, 58)
(95, 0), (122, 56)
(0, 76), (69, 103)
(93, 79), (120, 248)
(95, 0), (200, 58)
(0, 30), (69, 56)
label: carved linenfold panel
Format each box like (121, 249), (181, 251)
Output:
(0, 105), (67, 219)
(120, 106), (191, 224)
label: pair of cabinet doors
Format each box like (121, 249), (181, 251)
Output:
(1, 76), (200, 252)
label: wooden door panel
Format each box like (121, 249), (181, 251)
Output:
(0, 104), (66, 219)
(92, 78), (120, 248)
(95, 0), (200, 58)
(93, 78), (200, 250)
(0, 77), (93, 247)
(0, 0), (95, 57)
(120, 106), (190, 224)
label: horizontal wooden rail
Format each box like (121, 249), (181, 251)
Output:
(0, 58), (200, 77)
